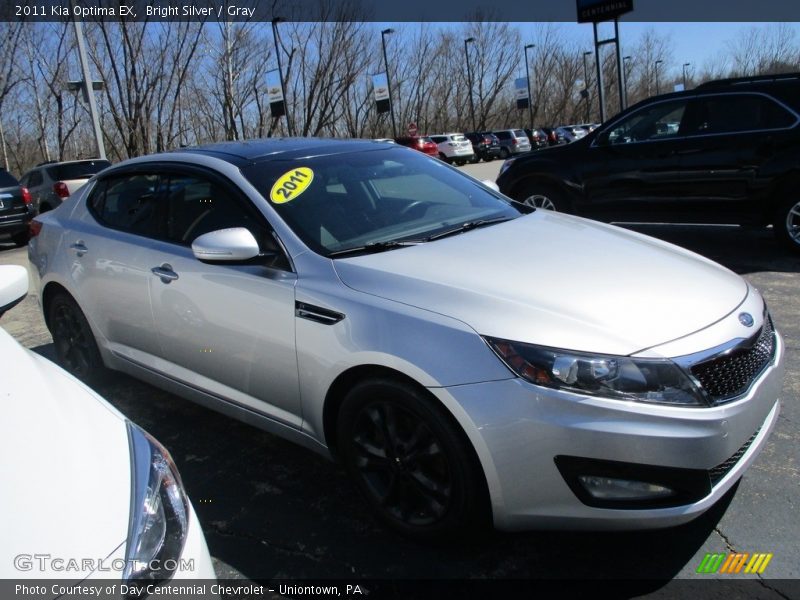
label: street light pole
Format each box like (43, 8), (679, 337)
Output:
(683, 62), (691, 89)
(623, 55), (632, 107)
(381, 28), (397, 139)
(464, 37), (476, 131)
(583, 51), (592, 123)
(72, 15), (106, 159)
(271, 17), (294, 136)
(655, 59), (663, 96)
(524, 44), (535, 130)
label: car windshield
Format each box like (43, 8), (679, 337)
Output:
(46, 160), (111, 181)
(241, 146), (521, 257)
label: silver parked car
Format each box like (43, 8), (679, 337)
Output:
(492, 129), (532, 158)
(20, 159), (111, 213)
(28, 139), (784, 540)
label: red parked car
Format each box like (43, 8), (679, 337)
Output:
(393, 136), (439, 157)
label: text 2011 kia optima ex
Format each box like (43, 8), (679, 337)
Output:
(28, 139), (784, 539)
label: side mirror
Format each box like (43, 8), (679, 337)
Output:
(481, 180), (501, 193)
(0, 265), (29, 319)
(192, 227), (261, 262)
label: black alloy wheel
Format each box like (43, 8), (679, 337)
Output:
(49, 292), (106, 385)
(338, 379), (488, 540)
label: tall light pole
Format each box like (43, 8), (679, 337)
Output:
(464, 37), (476, 131)
(623, 55), (632, 107)
(271, 17), (294, 136)
(524, 44), (535, 130)
(683, 62), (691, 89)
(582, 51), (592, 123)
(654, 59), (663, 96)
(381, 28), (397, 138)
(72, 15), (106, 159)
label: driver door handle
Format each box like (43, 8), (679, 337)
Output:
(69, 241), (88, 256)
(151, 264), (179, 283)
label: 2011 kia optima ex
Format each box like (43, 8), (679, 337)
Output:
(28, 139), (784, 540)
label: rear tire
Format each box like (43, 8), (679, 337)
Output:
(48, 292), (108, 386)
(438, 153), (451, 164)
(774, 197), (800, 253)
(337, 378), (489, 542)
(499, 147), (510, 159)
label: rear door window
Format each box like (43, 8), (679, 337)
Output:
(692, 93), (797, 134)
(89, 173), (164, 236)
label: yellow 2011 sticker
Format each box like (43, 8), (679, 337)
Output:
(270, 167), (314, 204)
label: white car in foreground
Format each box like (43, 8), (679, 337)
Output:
(0, 265), (215, 589)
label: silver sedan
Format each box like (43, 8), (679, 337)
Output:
(28, 139), (784, 540)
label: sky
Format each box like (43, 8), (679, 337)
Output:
(519, 21), (800, 74)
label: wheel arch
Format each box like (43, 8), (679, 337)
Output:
(41, 280), (72, 330)
(322, 363), (495, 525)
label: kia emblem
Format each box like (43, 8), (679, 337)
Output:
(739, 312), (754, 327)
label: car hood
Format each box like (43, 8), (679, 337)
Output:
(333, 212), (748, 356)
(0, 330), (130, 579)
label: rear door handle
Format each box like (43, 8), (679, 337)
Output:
(151, 264), (179, 283)
(69, 241), (88, 256)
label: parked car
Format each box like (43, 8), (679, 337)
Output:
(493, 129), (532, 158)
(429, 133), (475, 165)
(524, 128), (549, 149)
(497, 73), (800, 252)
(464, 131), (502, 162)
(393, 135), (439, 157)
(0, 265), (215, 582)
(20, 159), (111, 214)
(0, 169), (34, 247)
(540, 126), (566, 146)
(555, 125), (587, 143)
(29, 139), (783, 541)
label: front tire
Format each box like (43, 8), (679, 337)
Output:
(337, 378), (489, 541)
(48, 292), (107, 385)
(774, 197), (800, 253)
(514, 182), (569, 212)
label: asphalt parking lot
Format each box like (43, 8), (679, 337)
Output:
(2, 160), (798, 597)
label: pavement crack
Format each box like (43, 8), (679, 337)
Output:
(755, 575), (792, 600)
(714, 526), (736, 553)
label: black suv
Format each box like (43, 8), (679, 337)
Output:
(0, 169), (34, 247)
(497, 73), (800, 252)
(464, 131), (501, 162)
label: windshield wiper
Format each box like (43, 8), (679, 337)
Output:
(328, 239), (423, 258)
(424, 216), (513, 241)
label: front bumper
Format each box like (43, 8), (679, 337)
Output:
(430, 333), (784, 531)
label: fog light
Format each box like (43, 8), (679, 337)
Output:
(578, 476), (675, 500)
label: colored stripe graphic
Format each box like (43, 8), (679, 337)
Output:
(698, 552), (773, 574)
(697, 553), (726, 574)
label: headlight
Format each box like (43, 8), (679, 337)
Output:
(484, 337), (706, 406)
(123, 423), (189, 589)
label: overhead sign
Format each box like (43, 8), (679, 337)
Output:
(515, 77), (529, 110)
(266, 69), (285, 118)
(372, 72), (390, 114)
(576, 0), (633, 23)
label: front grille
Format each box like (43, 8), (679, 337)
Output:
(709, 427), (760, 486)
(690, 317), (775, 403)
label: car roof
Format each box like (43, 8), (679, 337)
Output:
(175, 138), (389, 167)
